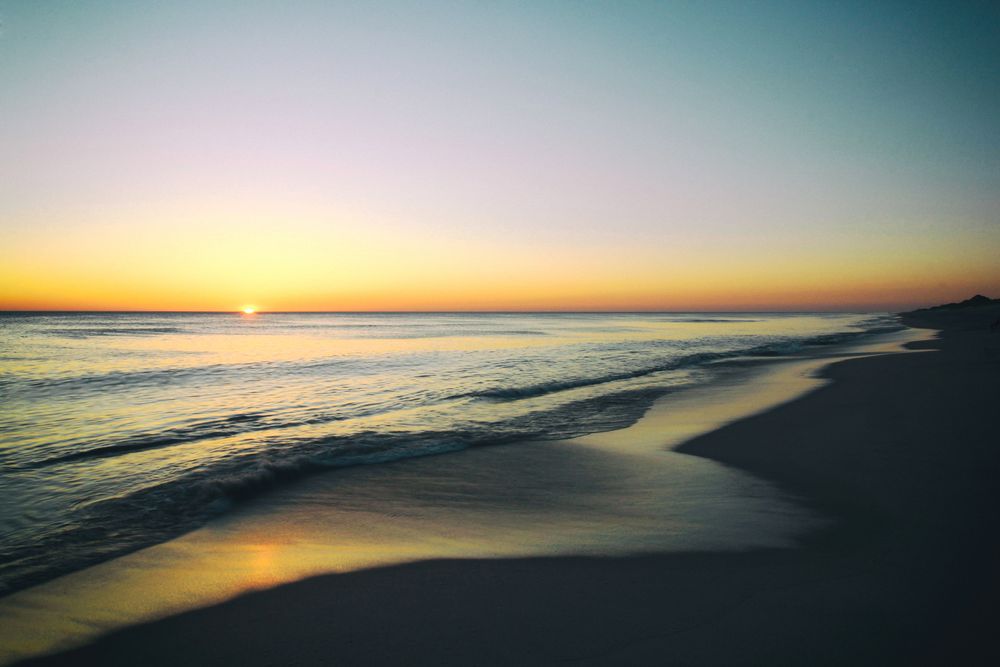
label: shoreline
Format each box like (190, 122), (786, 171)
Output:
(3, 334), (888, 664)
(10, 311), (1000, 665)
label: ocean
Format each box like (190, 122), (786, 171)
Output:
(0, 311), (901, 595)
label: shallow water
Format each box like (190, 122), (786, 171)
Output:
(0, 311), (899, 594)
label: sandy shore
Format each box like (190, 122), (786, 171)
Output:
(15, 306), (1000, 666)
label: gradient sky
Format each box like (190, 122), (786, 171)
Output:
(1, 1), (998, 311)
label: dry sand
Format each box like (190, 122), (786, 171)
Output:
(16, 305), (1000, 666)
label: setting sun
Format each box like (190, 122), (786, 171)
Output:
(242, 307), (256, 315)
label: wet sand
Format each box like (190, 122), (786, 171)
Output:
(12, 308), (1000, 665)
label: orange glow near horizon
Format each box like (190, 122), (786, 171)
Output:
(2, 256), (997, 313)
(1, 195), (997, 314)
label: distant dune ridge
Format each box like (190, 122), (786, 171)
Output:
(905, 294), (1000, 331)
(911, 293), (999, 311)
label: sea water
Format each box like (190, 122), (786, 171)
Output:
(0, 311), (900, 594)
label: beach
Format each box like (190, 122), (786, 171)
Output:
(9, 305), (998, 665)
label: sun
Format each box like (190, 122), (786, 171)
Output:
(241, 306), (256, 315)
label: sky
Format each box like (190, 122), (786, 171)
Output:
(1, 0), (998, 311)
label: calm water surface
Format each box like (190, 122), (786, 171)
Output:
(0, 311), (900, 594)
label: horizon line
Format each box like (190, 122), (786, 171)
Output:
(0, 308), (905, 315)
